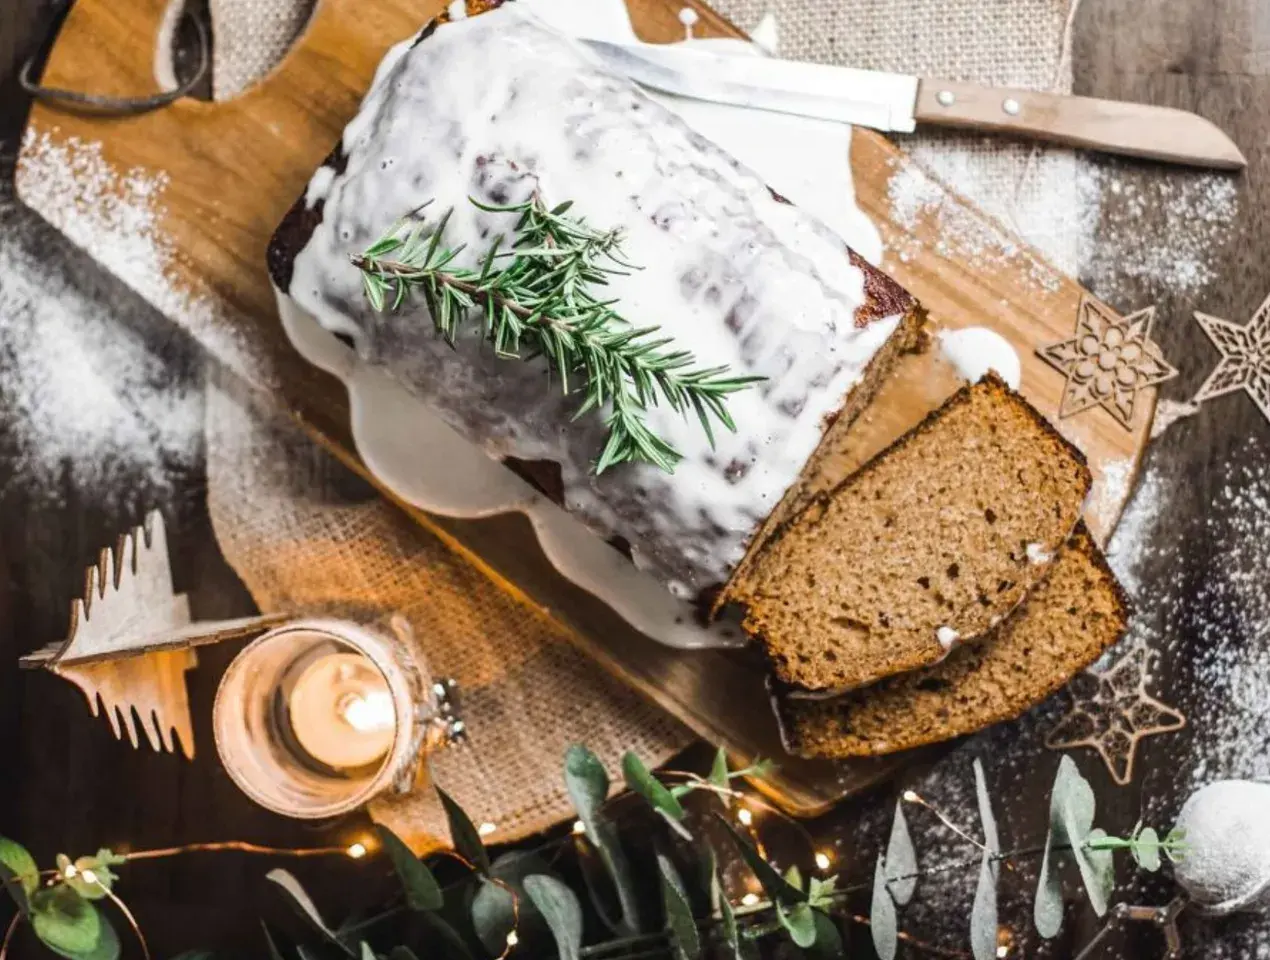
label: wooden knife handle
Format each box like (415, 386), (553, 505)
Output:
(914, 79), (1245, 170)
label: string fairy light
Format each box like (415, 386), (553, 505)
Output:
(814, 851), (832, 871)
(736, 808), (753, 826)
(571, 820), (586, 835)
(478, 822), (498, 837)
(740, 893), (760, 907)
(347, 842), (368, 859)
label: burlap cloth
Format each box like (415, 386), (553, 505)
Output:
(202, 0), (1080, 849)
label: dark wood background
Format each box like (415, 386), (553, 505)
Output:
(0, 0), (1267, 957)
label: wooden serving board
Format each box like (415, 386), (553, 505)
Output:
(19, 0), (1155, 815)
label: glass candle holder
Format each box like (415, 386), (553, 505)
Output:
(213, 616), (462, 819)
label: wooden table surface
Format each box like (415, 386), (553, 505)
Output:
(1, 0), (1267, 957)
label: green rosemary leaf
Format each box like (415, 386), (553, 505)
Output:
(351, 194), (762, 472)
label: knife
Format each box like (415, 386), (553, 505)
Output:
(580, 39), (1246, 171)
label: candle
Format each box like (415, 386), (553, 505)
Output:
(287, 652), (396, 769)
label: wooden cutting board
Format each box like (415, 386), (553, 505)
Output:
(18, 0), (1155, 815)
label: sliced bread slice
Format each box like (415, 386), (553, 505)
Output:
(771, 523), (1128, 758)
(728, 373), (1091, 692)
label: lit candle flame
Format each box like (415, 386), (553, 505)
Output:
(340, 690), (395, 733)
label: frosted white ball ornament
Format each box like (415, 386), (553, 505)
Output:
(1171, 779), (1270, 915)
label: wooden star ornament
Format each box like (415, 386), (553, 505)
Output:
(1045, 642), (1185, 786)
(1193, 293), (1270, 424)
(1037, 298), (1178, 429)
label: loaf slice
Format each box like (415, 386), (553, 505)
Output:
(726, 373), (1091, 692)
(771, 524), (1128, 758)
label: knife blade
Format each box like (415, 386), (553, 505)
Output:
(580, 39), (1246, 170)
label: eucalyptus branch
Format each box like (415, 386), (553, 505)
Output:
(351, 196), (764, 473)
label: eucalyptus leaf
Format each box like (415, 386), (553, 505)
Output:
(714, 816), (805, 906)
(970, 759), (1001, 960)
(438, 787), (492, 875)
(973, 760), (999, 855)
(883, 801), (917, 905)
(1035, 756), (1099, 936)
(422, 913), (475, 960)
(776, 902), (817, 949)
(360, 943), (377, 960)
(658, 854), (701, 960)
(708, 749), (731, 792)
(783, 866), (803, 894)
(869, 855), (897, 960)
(261, 922), (287, 960)
(30, 886), (102, 959)
(969, 855), (998, 960)
(1033, 833), (1064, 939)
(622, 753), (686, 822)
(563, 746), (640, 931)
(803, 910), (843, 960)
(711, 867), (741, 960)
(0, 837), (38, 901)
(373, 826), (444, 912)
(565, 743), (611, 824)
(266, 868), (351, 953)
(62, 911), (119, 960)
(470, 851), (556, 955)
(1133, 828), (1162, 872)
(1079, 830), (1115, 916)
(524, 875), (583, 960)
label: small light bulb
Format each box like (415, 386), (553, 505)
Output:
(347, 842), (368, 859)
(63, 864), (78, 878)
(478, 822), (498, 837)
(505, 931), (520, 947)
(995, 947), (1009, 958)
(737, 808), (753, 826)
(740, 893), (759, 906)
(571, 820), (586, 835)
(902, 790), (919, 803)
(814, 851), (831, 871)
(80, 869), (98, 885)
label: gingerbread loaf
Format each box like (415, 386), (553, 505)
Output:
(771, 523), (1128, 758)
(268, 2), (924, 609)
(724, 375), (1092, 693)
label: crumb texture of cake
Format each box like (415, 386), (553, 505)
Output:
(274, 3), (921, 604)
(731, 374), (1092, 692)
(773, 524), (1127, 758)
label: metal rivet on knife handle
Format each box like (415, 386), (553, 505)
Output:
(1002, 97), (1021, 116)
(936, 89), (955, 107)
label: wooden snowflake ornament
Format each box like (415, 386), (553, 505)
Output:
(1193, 293), (1270, 424)
(1044, 642), (1186, 786)
(20, 512), (283, 759)
(1037, 298), (1178, 429)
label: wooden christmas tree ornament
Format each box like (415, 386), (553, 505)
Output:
(19, 511), (285, 759)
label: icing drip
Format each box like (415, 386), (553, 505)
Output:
(937, 326), (1021, 390)
(289, 6), (900, 598)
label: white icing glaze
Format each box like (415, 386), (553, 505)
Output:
(288, 5), (901, 600)
(937, 326), (1021, 390)
(1025, 541), (1052, 565)
(517, 0), (884, 265)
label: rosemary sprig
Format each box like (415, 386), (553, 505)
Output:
(350, 196), (764, 473)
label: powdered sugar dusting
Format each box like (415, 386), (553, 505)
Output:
(0, 207), (202, 502)
(1078, 166), (1239, 299)
(16, 131), (266, 385)
(1104, 462), (1165, 599)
